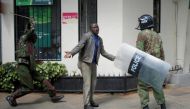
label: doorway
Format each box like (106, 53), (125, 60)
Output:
(78, 0), (97, 40)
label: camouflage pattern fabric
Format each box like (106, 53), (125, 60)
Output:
(15, 21), (44, 89)
(138, 79), (165, 108)
(136, 29), (165, 108)
(136, 29), (165, 60)
(16, 64), (44, 89)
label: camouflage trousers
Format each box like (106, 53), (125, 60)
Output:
(137, 79), (165, 108)
(15, 64), (55, 97)
(78, 61), (97, 105)
(16, 64), (44, 89)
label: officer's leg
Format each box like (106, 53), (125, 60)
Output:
(6, 64), (33, 106)
(17, 64), (34, 89)
(42, 79), (63, 102)
(6, 87), (32, 106)
(152, 87), (166, 109)
(32, 69), (64, 103)
(137, 80), (150, 109)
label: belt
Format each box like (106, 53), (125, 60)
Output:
(18, 58), (30, 65)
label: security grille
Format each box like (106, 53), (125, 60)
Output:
(79, 0), (97, 40)
(14, 0), (61, 61)
(153, 0), (161, 33)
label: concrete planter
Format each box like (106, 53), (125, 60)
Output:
(53, 76), (138, 93)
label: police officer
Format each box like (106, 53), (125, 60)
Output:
(136, 14), (166, 109)
(5, 19), (63, 106)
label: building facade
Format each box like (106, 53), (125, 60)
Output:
(0, 0), (190, 76)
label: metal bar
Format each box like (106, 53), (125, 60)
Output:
(55, 3), (58, 60)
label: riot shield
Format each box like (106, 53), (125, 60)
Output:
(114, 43), (171, 91)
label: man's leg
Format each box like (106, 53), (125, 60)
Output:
(89, 63), (98, 107)
(137, 80), (150, 109)
(79, 61), (93, 109)
(152, 87), (166, 109)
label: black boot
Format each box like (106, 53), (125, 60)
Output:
(143, 105), (149, 109)
(84, 105), (94, 109)
(160, 103), (166, 109)
(5, 88), (31, 106)
(90, 101), (99, 107)
(43, 80), (64, 103)
(48, 88), (64, 103)
(48, 89), (64, 103)
(51, 95), (64, 103)
(5, 96), (17, 106)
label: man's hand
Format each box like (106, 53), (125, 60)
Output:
(64, 51), (72, 58)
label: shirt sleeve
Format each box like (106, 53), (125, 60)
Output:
(136, 32), (145, 51)
(70, 33), (89, 56)
(100, 38), (116, 61)
(160, 41), (165, 60)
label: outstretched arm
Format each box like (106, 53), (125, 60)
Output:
(100, 39), (115, 61)
(64, 33), (89, 58)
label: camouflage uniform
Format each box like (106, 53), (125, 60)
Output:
(16, 24), (43, 89)
(6, 20), (63, 106)
(136, 29), (165, 108)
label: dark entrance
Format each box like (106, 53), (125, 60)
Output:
(78, 0), (97, 39)
(0, 0), (2, 64)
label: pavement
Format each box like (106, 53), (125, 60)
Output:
(1, 85), (190, 109)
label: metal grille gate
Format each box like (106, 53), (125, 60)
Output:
(14, 0), (61, 61)
(79, 0), (97, 40)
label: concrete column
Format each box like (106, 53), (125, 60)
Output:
(170, 0), (190, 86)
(184, 9), (190, 73)
(176, 0), (189, 68)
(61, 0), (79, 76)
(1, 0), (15, 63)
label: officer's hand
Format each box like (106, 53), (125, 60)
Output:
(64, 51), (72, 58)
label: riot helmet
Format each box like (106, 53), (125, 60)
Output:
(136, 14), (154, 30)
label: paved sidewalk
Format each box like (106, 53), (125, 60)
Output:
(1, 85), (190, 109)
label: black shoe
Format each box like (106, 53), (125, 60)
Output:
(5, 96), (17, 106)
(51, 95), (64, 103)
(84, 105), (94, 109)
(90, 101), (99, 107)
(160, 103), (166, 109)
(143, 105), (149, 109)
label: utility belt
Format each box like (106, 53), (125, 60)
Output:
(18, 57), (30, 65)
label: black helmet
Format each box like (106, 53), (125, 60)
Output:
(136, 14), (154, 30)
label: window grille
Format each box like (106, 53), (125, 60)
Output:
(14, 0), (61, 61)
(153, 0), (161, 33)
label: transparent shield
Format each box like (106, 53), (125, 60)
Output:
(114, 43), (171, 91)
(138, 53), (171, 92)
(114, 43), (136, 75)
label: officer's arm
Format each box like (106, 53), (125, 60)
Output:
(136, 32), (145, 51)
(22, 20), (36, 42)
(19, 29), (34, 43)
(160, 41), (165, 60)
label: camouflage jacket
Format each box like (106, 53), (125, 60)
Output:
(136, 29), (165, 60)
(16, 29), (37, 67)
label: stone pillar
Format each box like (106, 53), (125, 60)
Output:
(176, 0), (189, 69)
(184, 9), (190, 73)
(169, 0), (190, 86)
